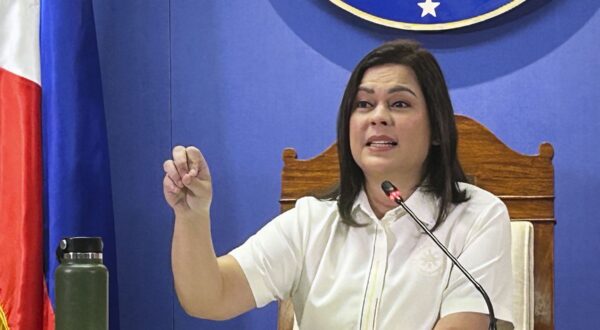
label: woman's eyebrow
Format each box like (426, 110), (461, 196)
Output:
(388, 85), (416, 96)
(357, 85), (416, 96)
(357, 86), (374, 94)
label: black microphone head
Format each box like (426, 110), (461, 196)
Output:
(381, 181), (404, 202)
(381, 180), (397, 196)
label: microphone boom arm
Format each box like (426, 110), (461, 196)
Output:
(381, 181), (497, 330)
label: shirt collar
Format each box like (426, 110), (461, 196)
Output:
(352, 186), (438, 227)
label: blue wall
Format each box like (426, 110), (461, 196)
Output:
(95, 0), (600, 328)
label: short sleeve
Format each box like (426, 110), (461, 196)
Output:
(440, 200), (514, 324)
(228, 205), (305, 308)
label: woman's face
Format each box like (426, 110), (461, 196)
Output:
(349, 64), (432, 183)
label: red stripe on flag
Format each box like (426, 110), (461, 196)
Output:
(0, 67), (54, 329)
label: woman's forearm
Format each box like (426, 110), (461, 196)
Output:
(171, 212), (224, 319)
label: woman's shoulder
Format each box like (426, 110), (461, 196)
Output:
(456, 182), (508, 217)
(294, 196), (339, 216)
(279, 196), (342, 246)
(449, 182), (511, 240)
(458, 182), (504, 205)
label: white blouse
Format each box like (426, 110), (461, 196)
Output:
(229, 182), (513, 329)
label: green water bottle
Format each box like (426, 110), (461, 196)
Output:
(55, 237), (108, 330)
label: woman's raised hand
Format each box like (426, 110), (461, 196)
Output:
(163, 146), (212, 217)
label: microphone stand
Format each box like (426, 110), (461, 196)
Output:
(381, 181), (497, 330)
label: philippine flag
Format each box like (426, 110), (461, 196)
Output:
(1, 0), (119, 329)
(0, 0), (55, 328)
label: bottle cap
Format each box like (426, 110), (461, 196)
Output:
(56, 237), (103, 261)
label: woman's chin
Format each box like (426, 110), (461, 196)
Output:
(360, 164), (399, 179)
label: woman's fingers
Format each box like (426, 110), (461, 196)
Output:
(163, 159), (183, 188)
(163, 145), (212, 212)
(163, 174), (181, 194)
(172, 145), (189, 179)
(182, 171), (211, 196)
(184, 146), (211, 181)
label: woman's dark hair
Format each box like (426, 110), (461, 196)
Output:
(335, 39), (469, 230)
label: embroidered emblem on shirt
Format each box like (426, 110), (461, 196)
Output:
(414, 245), (444, 276)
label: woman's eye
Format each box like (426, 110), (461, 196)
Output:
(391, 101), (409, 109)
(356, 101), (372, 109)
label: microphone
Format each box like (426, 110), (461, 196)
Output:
(381, 181), (497, 330)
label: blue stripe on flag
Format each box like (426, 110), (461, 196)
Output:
(40, 1), (120, 328)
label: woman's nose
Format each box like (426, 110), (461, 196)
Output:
(370, 104), (392, 126)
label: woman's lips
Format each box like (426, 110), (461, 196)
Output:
(366, 141), (398, 147)
(366, 140), (398, 151)
(366, 134), (397, 146)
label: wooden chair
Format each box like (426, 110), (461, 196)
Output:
(278, 114), (555, 329)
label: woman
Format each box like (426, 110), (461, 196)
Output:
(163, 40), (513, 329)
